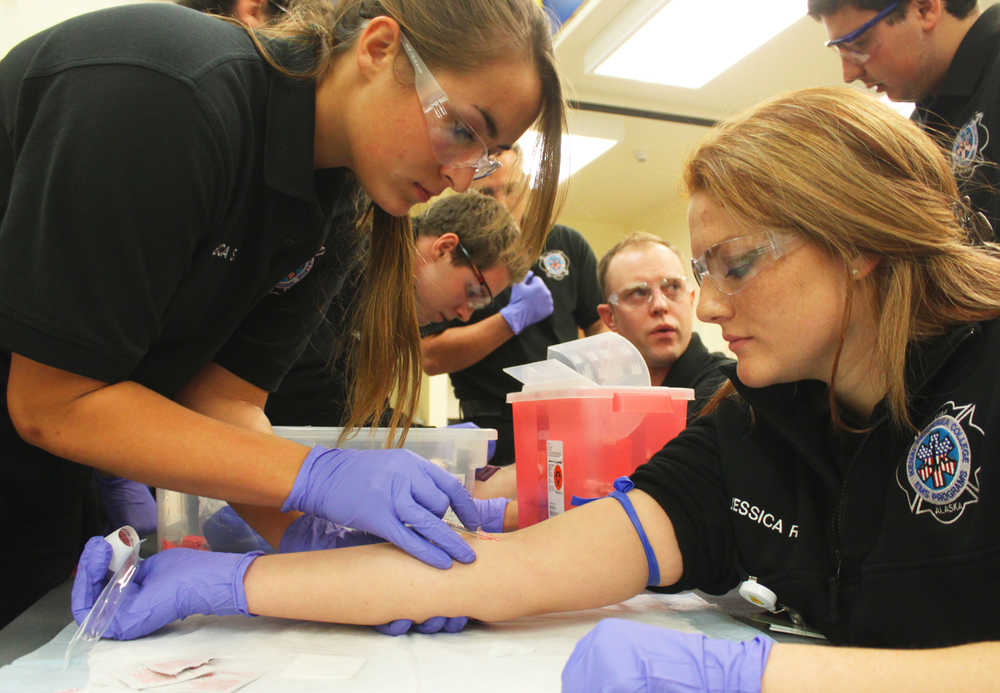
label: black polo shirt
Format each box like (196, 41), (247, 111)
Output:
(660, 332), (733, 422)
(0, 4), (361, 624)
(914, 5), (1000, 234)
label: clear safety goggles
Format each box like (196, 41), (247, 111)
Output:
(399, 34), (502, 181)
(691, 231), (803, 296)
(608, 276), (689, 308)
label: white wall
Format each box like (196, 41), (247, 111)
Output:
(0, 1), (154, 57)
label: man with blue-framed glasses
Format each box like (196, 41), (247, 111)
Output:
(809, 0), (1000, 235)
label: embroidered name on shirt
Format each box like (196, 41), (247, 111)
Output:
(211, 243), (239, 262)
(730, 497), (798, 538)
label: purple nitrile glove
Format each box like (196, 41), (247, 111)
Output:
(375, 616), (469, 636)
(447, 421), (497, 461)
(94, 473), (157, 537)
(500, 270), (553, 335)
(282, 446), (481, 570)
(561, 618), (773, 693)
(278, 514), (384, 553)
(203, 505), (274, 553)
(71, 537), (260, 641)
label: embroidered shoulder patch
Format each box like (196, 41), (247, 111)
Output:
(539, 249), (569, 280)
(272, 246), (325, 294)
(897, 403), (982, 525)
(952, 112), (989, 173)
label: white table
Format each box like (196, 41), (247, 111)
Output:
(0, 590), (780, 692)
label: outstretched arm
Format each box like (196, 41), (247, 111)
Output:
(245, 488), (681, 625)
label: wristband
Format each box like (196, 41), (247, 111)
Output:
(608, 476), (660, 586)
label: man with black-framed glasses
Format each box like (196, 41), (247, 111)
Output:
(810, 0), (1000, 233)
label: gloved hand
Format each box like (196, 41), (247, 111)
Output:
(375, 616), (469, 636)
(278, 514), (384, 553)
(282, 446), (481, 569)
(447, 421), (496, 461)
(94, 473), (157, 537)
(71, 537), (260, 641)
(562, 619), (773, 693)
(203, 505), (274, 554)
(369, 496), (505, 636)
(500, 271), (554, 335)
(468, 496), (508, 533)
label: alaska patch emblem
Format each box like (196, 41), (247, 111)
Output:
(539, 249), (569, 280)
(897, 402), (982, 525)
(952, 112), (989, 173)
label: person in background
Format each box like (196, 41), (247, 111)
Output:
(0, 0), (564, 627)
(421, 146), (606, 467)
(73, 86), (1000, 690)
(811, 0), (1000, 231)
(596, 232), (732, 419)
(264, 191), (528, 427)
(176, 0), (282, 26)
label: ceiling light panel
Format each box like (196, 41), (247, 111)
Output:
(588, 0), (804, 89)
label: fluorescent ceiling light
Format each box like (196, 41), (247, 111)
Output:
(519, 132), (618, 183)
(590, 0), (804, 89)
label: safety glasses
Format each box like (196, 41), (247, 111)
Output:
(825, 0), (900, 66)
(691, 231), (802, 296)
(399, 34), (502, 181)
(608, 276), (689, 308)
(456, 240), (494, 309)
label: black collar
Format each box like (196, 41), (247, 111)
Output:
(920, 5), (1000, 103)
(662, 332), (711, 387)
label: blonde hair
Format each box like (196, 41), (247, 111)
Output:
(686, 86), (1000, 431)
(225, 0), (563, 439)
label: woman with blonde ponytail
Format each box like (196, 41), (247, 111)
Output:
(0, 0), (564, 628)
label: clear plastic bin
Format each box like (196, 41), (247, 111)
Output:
(507, 386), (693, 528)
(156, 425), (497, 552)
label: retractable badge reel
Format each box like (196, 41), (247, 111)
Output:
(64, 525), (142, 667)
(738, 576), (778, 611)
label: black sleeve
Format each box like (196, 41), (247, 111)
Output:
(568, 229), (602, 330)
(0, 66), (222, 383)
(630, 405), (742, 594)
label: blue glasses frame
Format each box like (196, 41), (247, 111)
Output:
(825, 0), (901, 48)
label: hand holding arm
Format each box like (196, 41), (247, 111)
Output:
(281, 445), (484, 569)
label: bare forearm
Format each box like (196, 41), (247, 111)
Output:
(762, 641), (1000, 693)
(245, 497), (658, 624)
(421, 314), (515, 375)
(22, 379), (308, 507)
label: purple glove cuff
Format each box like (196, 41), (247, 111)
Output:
(282, 445), (336, 515)
(232, 551), (264, 617)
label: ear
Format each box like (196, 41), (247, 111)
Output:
(850, 253), (881, 280)
(432, 232), (459, 258)
(233, 0), (270, 27)
(597, 303), (616, 331)
(914, 0), (943, 31)
(355, 16), (402, 80)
